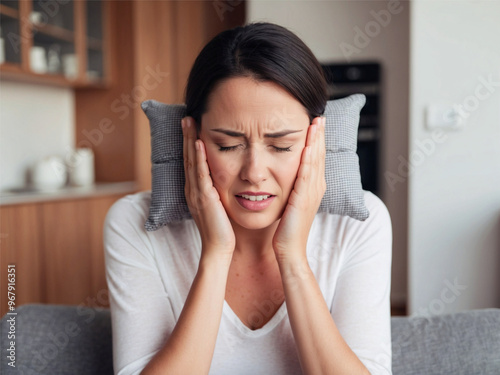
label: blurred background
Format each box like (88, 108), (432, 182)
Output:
(1, 0), (499, 318)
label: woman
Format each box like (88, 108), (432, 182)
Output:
(104, 22), (392, 375)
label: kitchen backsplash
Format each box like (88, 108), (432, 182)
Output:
(0, 79), (75, 191)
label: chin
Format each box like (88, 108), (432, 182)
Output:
(227, 207), (282, 231)
(230, 217), (280, 232)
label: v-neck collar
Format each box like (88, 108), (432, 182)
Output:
(222, 299), (288, 337)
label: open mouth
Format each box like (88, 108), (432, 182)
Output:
(235, 193), (276, 211)
(236, 194), (274, 201)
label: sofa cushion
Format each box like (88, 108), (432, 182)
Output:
(391, 308), (500, 375)
(3, 305), (499, 374)
(0, 304), (113, 375)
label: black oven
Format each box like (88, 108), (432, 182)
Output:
(321, 62), (381, 196)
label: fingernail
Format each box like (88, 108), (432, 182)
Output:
(195, 140), (200, 151)
(181, 118), (186, 128)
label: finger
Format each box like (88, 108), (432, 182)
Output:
(313, 116), (325, 166)
(295, 117), (325, 198)
(310, 117), (326, 190)
(296, 118), (320, 182)
(312, 116), (326, 165)
(182, 117), (190, 193)
(304, 117), (323, 169)
(294, 145), (312, 194)
(317, 117), (327, 192)
(182, 117), (187, 161)
(305, 117), (320, 148)
(195, 139), (215, 197)
(183, 117), (197, 196)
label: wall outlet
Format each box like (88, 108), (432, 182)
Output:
(426, 105), (465, 130)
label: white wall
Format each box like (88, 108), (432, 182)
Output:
(408, 0), (500, 314)
(0, 80), (75, 191)
(247, 0), (410, 306)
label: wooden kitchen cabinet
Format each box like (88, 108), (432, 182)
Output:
(0, 193), (126, 317)
(0, 0), (246, 317)
(75, 0), (246, 190)
(0, 203), (43, 314)
(0, 0), (110, 88)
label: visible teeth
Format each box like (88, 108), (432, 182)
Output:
(240, 194), (270, 201)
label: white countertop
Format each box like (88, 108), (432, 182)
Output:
(0, 181), (139, 206)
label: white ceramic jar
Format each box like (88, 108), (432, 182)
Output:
(67, 148), (95, 187)
(30, 46), (47, 74)
(32, 156), (67, 191)
(62, 54), (78, 79)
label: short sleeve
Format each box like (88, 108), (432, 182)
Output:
(330, 192), (393, 374)
(103, 195), (176, 375)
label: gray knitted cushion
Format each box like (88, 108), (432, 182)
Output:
(391, 309), (500, 375)
(141, 94), (369, 231)
(0, 304), (113, 375)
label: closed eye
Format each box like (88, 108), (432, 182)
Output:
(218, 145), (242, 152)
(272, 146), (292, 152)
(218, 145), (292, 152)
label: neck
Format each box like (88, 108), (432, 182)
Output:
(230, 219), (280, 264)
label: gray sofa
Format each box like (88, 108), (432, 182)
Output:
(1, 304), (499, 374)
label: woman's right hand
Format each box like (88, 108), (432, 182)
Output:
(182, 116), (235, 260)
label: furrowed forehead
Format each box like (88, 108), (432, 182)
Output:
(209, 128), (304, 139)
(202, 77), (310, 130)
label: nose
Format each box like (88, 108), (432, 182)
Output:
(239, 147), (268, 185)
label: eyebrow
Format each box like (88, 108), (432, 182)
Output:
(210, 128), (303, 138)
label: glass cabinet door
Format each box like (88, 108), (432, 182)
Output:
(0, 0), (22, 65)
(0, 0), (108, 86)
(31, 0), (75, 77)
(86, 0), (104, 81)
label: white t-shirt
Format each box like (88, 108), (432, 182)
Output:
(104, 190), (393, 375)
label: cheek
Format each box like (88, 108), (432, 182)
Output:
(205, 148), (240, 190)
(277, 154), (302, 190)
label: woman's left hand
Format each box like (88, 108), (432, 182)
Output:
(272, 116), (326, 264)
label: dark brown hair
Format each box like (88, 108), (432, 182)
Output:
(185, 22), (327, 127)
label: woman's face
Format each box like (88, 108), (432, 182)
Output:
(200, 76), (312, 230)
